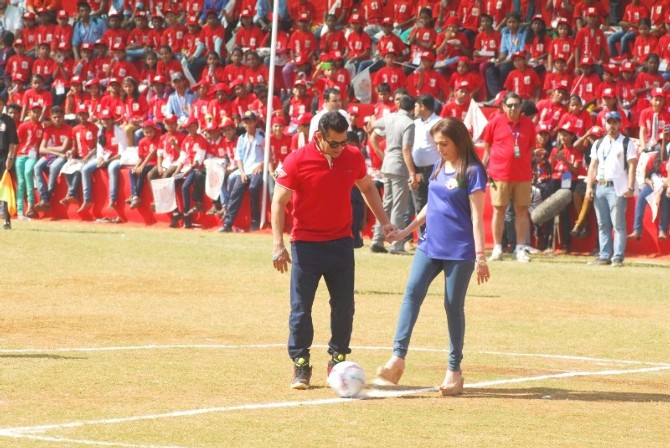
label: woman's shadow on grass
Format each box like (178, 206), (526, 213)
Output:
(464, 387), (670, 402)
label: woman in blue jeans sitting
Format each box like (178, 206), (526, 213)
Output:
(373, 118), (490, 396)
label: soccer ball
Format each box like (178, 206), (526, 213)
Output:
(327, 361), (366, 398)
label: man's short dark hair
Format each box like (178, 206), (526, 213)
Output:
(77, 2), (91, 10)
(415, 94), (435, 112)
(398, 95), (415, 112)
(318, 111), (348, 136)
(323, 87), (341, 102)
(51, 106), (64, 115)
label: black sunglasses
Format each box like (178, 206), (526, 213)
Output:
(323, 138), (348, 149)
(505, 103), (521, 109)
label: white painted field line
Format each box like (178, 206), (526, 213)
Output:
(466, 364), (670, 388)
(0, 343), (285, 354)
(2, 343), (668, 367)
(3, 364), (669, 439)
(0, 432), (187, 448)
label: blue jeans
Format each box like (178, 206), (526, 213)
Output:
(607, 30), (636, 57)
(129, 164), (155, 198)
(181, 169), (205, 213)
(81, 159), (122, 203)
(633, 183), (670, 233)
(593, 184), (628, 261)
(34, 156), (67, 201)
(222, 171), (263, 229)
(288, 237), (355, 360)
(392, 248), (474, 371)
(65, 170), (82, 198)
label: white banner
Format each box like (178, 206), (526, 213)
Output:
(204, 158), (227, 200)
(150, 177), (177, 214)
(351, 67), (372, 104)
(464, 100), (489, 141)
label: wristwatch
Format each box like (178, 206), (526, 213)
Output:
(476, 259), (488, 266)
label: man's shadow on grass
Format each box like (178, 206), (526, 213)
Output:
(0, 354), (87, 360)
(464, 387), (670, 403)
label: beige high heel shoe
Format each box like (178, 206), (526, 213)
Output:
(439, 371), (465, 396)
(372, 357), (405, 386)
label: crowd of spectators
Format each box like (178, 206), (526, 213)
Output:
(0, 0), (668, 256)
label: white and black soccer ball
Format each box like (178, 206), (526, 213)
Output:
(327, 361), (366, 398)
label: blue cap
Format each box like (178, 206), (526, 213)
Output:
(605, 111), (621, 122)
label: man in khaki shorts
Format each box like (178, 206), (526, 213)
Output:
(481, 92), (537, 262)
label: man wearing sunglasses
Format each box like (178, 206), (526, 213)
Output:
(271, 111), (394, 390)
(481, 91), (536, 262)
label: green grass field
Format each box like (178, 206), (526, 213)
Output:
(1, 220), (669, 447)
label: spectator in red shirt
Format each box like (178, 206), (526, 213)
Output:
(406, 51), (449, 102)
(574, 8), (608, 73)
(320, 14), (347, 55)
(15, 104), (44, 219)
(617, 60), (638, 116)
(449, 57), (483, 101)
(282, 14), (318, 90)
(156, 45), (183, 83)
(32, 42), (57, 85)
(52, 10), (73, 53)
(631, 18), (658, 64)
(63, 75), (89, 116)
(408, 8), (437, 67)
(101, 12), (127, 50)
(525, 15), (550, 77)
(34, 105), (72, 211)
(268, 115), (293, 179)
(440, 81), (471, 121)
(435, 16), (472, 70)
(21, 74), (52, 122)
(109, 42), (140, 81)
(21, 12), (39, 57)
(61, 104), (98, 207)
(482, 91), (537, 262)
(543, 55), (573, 99)
(6, 39), (34, 85)
(473, 14), (501, 100)
(571, 56), (601, 109)
(121, 76), (149, 145)
(344, 13), (372, 76)
(547, 18), (575, 73)
(235, 9), (265, 51)
(372, 50), (407, 102)
(160, 9), (186, 55)
(503, 51), (541, 102)
(536, 87), (568, 133)
(608, 0), (649, 58)
(245, 50), (270, 89)
(128, 120), (162, 209)
(285, 79), (312, 132)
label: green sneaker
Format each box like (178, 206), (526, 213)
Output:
(291, 357), (312, 390)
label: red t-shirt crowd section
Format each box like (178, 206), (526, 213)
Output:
(1, 0), (669, 247)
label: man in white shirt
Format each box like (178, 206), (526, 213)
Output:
(585, 111), (637, 267)
(411, 94), (441, 237)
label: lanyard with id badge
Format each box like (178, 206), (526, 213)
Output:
(509, 122), (521, 159)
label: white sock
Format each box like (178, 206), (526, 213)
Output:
(515, 244), (524, 253)
(493, 244), (502, 252)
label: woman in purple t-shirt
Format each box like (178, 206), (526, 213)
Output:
(373, 118), (490, 396)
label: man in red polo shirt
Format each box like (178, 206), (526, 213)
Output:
(271, 111), (393, 390)
(481, 92), (536, 262)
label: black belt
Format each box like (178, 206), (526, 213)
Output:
(597, 180), (614, 187)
